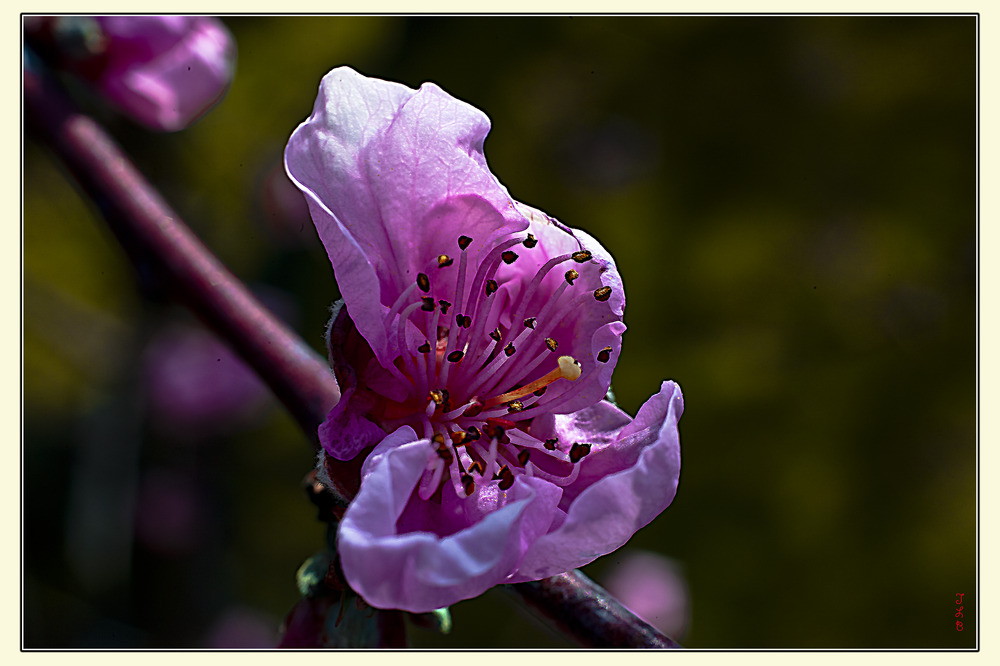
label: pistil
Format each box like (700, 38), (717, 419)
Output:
(482, 356), (582, 408)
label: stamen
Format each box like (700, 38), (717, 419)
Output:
(447, 350), (465, 363)
(565, 269), (579, 285)
(458, 235), (473, 250)
(594, 286), (613, 302)
(523, 234), (538, 248)
(485, 279), (498, 296)
(501, 251), (518, 264)
(418, 454), (447, 500)
(420, 297), (436, 312)
(393, 301), (424, 387)
(572, 250), (592, 263)
(504, 252), (577, 345)
(451, 236), (523, 360)
(544, 438), (558, 450)
(441, 397), (481, 421)
(507, 400), (524, 413)
(416, 273), (430, 292)
(569, 442), (592, 463)
(417, 341), (431, 354)
(597, 346), (613, 363)
(497, 465), (514, 490)
(439, 300), (452, 315)
(504, 343), (516, 357)
(482, 355), (581, 407)
(545, 337), (558, 352)
(523, 317), (536, 329)
(438, 254), (454, 268)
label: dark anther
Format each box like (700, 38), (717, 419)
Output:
(523, 317), (536, 329)
(450, 431), (468, 445)
(504, 343), (516, 357)
(507, 400), (524, 413)
(447, 350), (465, 363)
(545, 337), (558, 352)
(438, 254), (454, 268)
(417, 272), (430, 292)
(517, 449), (531, 466)
(417, 341), (431, 354)
(463, 402), (483, 418)
(533, 386), (548, 397)
(594, 286), (613, 302)
(439, 300), (452, 315)
(569, 442), (592, 463)
(429, 389), (448, 405)
(461, 474), (476, 496)
(544, 438), (558, 450)
(489, 328), (502, 343)
(572, 250), (592, 263)
(431, 433), (446, 445)
(597, 346), (613, 363)
(458, 235), (473, 251)
(501, 250), (518, 264)
(457, 314), (472, 328)
(420, 297), (436, 312)
(565, 269), (579, 285)
(485, 279), (499, 296)
(468, 460), (485, 476)
(465, 425), (481, 441)
(436, 446), (453, 464)
(523, 233), (538, 248)
(498, 465), (515, 490)
(483, 423), (506, 441)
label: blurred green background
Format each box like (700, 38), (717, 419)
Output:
(23, 16), (976, 648)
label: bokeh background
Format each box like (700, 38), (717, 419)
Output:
(23, 16), (976, 648)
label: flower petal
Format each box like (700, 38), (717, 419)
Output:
(96, 16), (235, 131)
(338, 427), (563, 612)
(510, 380), (683, 581)
(317, 385), (388, 461)
(285, 67), (526, 367)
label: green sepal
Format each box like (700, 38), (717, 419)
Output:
(408, 607), (452, 635)
(295, 552), (332, 597)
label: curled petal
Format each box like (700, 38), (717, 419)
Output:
(338, 428), (563, 612)
(510, 380), (683, 581)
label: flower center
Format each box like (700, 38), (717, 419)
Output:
(374, 231), (615, 500)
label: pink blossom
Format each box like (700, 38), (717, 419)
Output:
(93, 16), (235, 131)
(285, 67), (683, 613)
(604, 551), (691, 640)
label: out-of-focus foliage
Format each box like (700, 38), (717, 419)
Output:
(23, 16), (975, 648)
